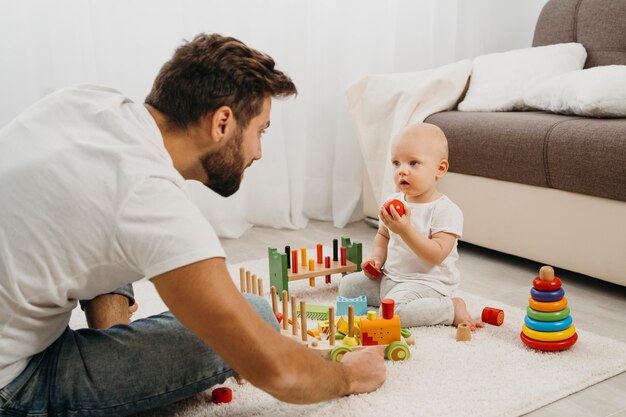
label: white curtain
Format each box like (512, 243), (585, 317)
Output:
(0, 0), (548, 237)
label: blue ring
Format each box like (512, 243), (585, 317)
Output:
(530, 287), (565, 302)
(524, 315), (572, 332)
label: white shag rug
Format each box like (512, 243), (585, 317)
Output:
(70, 258), (626, 417)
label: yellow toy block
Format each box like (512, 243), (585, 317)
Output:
(307, 329), (322, 341)
(337, 316), (364, 337)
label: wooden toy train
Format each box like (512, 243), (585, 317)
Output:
(270, 286), (412, 362)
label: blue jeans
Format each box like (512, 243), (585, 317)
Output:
(0, 294), (278, 417)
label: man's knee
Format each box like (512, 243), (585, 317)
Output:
(242, 293), (279, 331)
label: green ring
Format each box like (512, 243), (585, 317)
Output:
(400, 328), (412, 339)
(386, 341), (410, 361)
(329, 345), (353, 362)
(527, 306), (570, 322)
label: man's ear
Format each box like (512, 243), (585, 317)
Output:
(436, 159), (449, 180)
(209, 106), (235, 144)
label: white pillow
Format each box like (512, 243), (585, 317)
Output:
(523, 65), (626, 117)
(458, 43), (587, 112)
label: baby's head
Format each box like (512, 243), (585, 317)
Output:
(390, 123), (449, 203)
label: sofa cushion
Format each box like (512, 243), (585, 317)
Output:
(533, 0), (626, 68)
(523, 65), (626, 117)
(424, 111), (626, 202)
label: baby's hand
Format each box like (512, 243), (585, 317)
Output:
(379, 204), (412, 235)
(362, 259), (382, 279)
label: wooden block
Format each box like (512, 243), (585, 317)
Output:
(257, 278), (264, 296)
(329, 306), (335, 346)
(251, 274), (258, 295)
(239, 267), (246, 293)
(291, 295), (298, 336)
(270, 286), (278, 316)
(282, 290), (289, 331)
(456, 323), (471, 342)
(288, 259), (357, 281)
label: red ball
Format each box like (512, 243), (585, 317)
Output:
(383, 199), (405, 216)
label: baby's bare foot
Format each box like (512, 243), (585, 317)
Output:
(452, 297), (484, 331)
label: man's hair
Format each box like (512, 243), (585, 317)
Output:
(145, 33), (297, 130)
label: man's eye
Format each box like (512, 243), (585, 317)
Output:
(410, 161), (418, 166)
(392, 161), (399, 167)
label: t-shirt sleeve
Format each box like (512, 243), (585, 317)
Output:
(114, 177), (225, 280)
(431, 199), (463, 239)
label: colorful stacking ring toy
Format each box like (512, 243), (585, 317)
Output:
(532, 276), (562, 291)
(530, 287), (565, 302)
(526, 306), (570, 322)
(520, 331), (578, 351)
(524, 315), (572, 332)
(528, 297), (567, 312)
(521, 324), (576, 342)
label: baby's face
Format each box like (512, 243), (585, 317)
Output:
(390, 132), (447, 203)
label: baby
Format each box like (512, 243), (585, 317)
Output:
(340, 123), (483, 330)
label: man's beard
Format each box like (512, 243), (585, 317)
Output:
(201, 127), (246, 197)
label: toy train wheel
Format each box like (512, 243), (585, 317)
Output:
(329, 345), (353, 362)
(386, 341), (410, 362)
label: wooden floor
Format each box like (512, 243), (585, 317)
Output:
(221, 219), (626, 417)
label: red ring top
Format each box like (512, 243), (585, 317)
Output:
(533, 276), (562, 291)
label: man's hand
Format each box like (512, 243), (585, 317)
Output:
(340, 346), (386, 395)
(379, 204), (412, 236)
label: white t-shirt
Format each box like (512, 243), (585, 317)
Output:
(382, 192), (463, 296)
(0, 85), (225, 388)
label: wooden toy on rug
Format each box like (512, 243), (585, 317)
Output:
(383, 199), (405, 216)
(268, 237), (362, 299)
(336, 295), (368, 316)
(482, 307), (504, 326)
(520, 266), (578, 351)
(238, 267), (264, 296)
(211, 387), (233, 404)
(455, 323), (471, 342)
(271, 288), (412, 362)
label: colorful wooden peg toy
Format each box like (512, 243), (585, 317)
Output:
(520, 265), (578, 351)
(268, 237), (362, 299)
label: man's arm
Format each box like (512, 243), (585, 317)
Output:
(151, 257), (386, 404)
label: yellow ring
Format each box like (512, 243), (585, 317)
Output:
(528, 297), (568, 312)
(521, 324), (576, 342)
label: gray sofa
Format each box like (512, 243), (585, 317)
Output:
(423, 0), (626, 286)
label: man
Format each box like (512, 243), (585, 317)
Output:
(0, 34), (386, 416)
